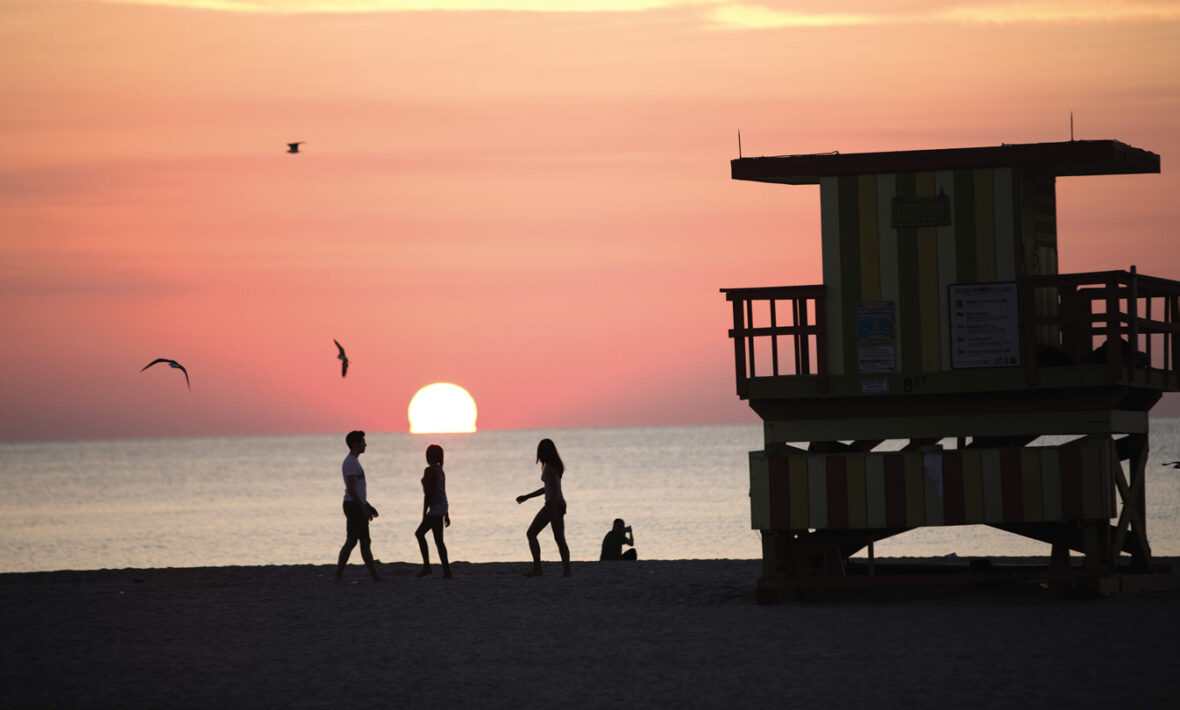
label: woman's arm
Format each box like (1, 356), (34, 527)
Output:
(422, 468), (432, 517)
(516, 487), (544, 504)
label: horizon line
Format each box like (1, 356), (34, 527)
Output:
(97, 0), (1180, 29)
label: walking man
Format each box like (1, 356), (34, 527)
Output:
(335, 430), (382, 582)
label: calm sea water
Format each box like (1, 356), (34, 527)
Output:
(2, 423), (1180, 573)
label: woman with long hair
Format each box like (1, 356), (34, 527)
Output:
(414, 443), (451, 578)
(515, 438), (571, 577)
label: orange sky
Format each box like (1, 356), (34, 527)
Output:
(2, 0), (1179, 440)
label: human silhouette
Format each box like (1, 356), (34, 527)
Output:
(414, 443), (451, 578)
(334, 430), (382, 582)
(600, 518), (637, 561)
(516, 438), (571, 577)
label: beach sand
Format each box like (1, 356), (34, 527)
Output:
(2, 558), (1179, 709)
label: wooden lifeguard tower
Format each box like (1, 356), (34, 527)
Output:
(721, 140), (1179, 600)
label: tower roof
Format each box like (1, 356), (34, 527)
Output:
(731, 139), (1159, 185)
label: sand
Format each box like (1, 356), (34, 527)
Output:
(2, 558), (1179, 709)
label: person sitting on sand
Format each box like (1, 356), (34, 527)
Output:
(600, 518), (637, 561)
(335, 430), (382, 582)
(515, 438), (571, 577)
(414, 443), (451, 579)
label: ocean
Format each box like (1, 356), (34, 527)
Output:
(3, 423), (1180, 573)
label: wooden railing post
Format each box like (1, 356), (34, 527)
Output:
(1105, 274), (1123, 382)
(799, 295), (811, 376)
(792, 298), (802, 376)
(731, 297), (747, 398)
(1165, 294), (1171, 374)
(1129, 266), (1139, 372)
(1144, 287), (1153, 368)
(770, 299), (779, 377)
(1020, 279), (1038, 386)
(745, 299), (756, 379)
(814, 292), (827, 392)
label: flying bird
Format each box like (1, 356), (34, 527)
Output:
(141, 358), (190, 390)
(1163, 461), (1180, 468)
(287, 142), (304, 154)
(334, 339), (349, 377)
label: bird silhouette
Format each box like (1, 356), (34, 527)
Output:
(141, 358), (190, 390)
(334, 339), (349, 377)
(287, 142), (304, 154)
(1163, 461), (1180, 468)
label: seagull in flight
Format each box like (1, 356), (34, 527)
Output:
(287, 142), (304, 154)
(334, 339), (349, 378)
(1163, 461), (1180, 468)
(141, 358), (190, 390)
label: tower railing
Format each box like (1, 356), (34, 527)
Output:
(723, 270), (1180, 398)
(721, 285), (827, 398)
(1020, 269), (1180, 387)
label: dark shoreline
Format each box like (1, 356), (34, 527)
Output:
(3, 558), (1179, 709)
(6, 552), (1172, 576)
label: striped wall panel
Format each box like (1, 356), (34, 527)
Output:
(749, 451), (770, 530)
(916, 171), (941, 373)
(923, 452), (944, 526)
(820, 177), (844, 376)
(942, 450), (965, 524)
(876, 174), (901, 372)
(973, 168), (998, 281)
(858, 174), (881, 302)
(866, 455), (887, 528)
(820, 167), (1029, 376)
(935, 170), (957, 372)
(788, 454), (809, 528)
(994, 168), (1017, 280)
(808, 456), (828, 528)
(982, 448), (1003, 523)
(750, 439), (1114, 531)
(847, 454), (868, 529)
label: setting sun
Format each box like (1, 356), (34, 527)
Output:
(408, 383), (478, 433)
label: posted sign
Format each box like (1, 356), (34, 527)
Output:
(857, 301), (897, 374)
(949, 282), (1021, 369)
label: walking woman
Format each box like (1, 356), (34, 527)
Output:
(415, 443), (451, 578)
(515, 438), (571, 577)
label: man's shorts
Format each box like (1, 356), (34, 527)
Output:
(342, 500), (370, 541)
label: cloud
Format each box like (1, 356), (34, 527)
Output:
(708, 5), (874, 27)
(102, 0), (710, 12)
(98, 0), (1180, 22)
(936, 0), (1180, 24)
(707, 1), (1180, 29)
(96, 0), (1180, 28)
(0, 252), (194, 298)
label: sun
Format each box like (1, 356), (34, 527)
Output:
(408, 383), (478, 434)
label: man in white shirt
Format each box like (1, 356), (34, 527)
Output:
(334, 430), (382, 582)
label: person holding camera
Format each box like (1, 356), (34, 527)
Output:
(600, 518), (637, 561)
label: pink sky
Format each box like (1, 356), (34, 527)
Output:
(2, 0), (1179, 440)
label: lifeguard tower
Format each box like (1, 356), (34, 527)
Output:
(721, 140), (1178, 600)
